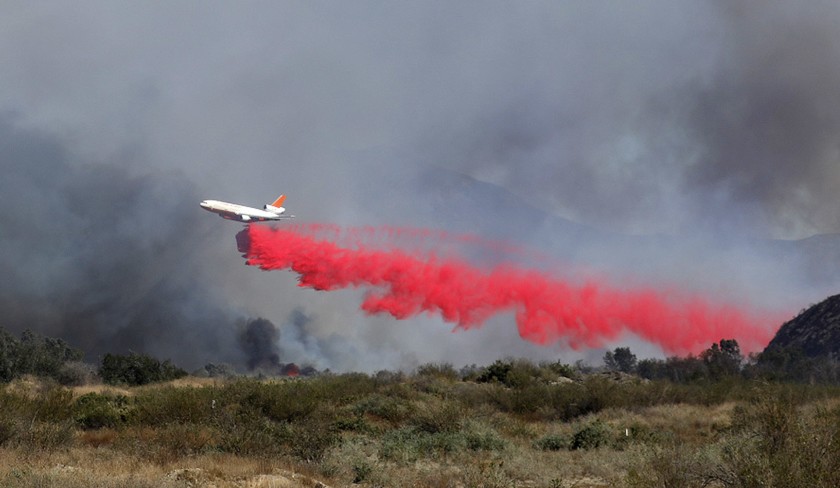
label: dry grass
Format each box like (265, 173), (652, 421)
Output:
(71, 376), (224, 398)
(71, 384), (134, 398)
(6, 375), (53, 397)
(0, 448), (326, 487)
(594, 401), (737, 445)
(144, 376), (225, 390)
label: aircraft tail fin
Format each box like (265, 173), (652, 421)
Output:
(269, 195), (286, 208)
(264, 194), (289, 215)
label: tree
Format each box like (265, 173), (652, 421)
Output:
(99, 352), (187, 386)
(663, 355), (708, 383)
(0, 329), (19, 382)
(604, 347), (637, 373)
(751, 346), (840, 384)
(636, 358), (666, 380)
(194, 363), (237, 378)
(2, 328), (82, 381)
(701, 339), (742, 379)
(477, 360), (513, 385)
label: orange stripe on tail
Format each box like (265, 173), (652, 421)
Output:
(270, 195), (286, 207)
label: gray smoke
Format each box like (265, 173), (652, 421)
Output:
(1, 3), (839, 371)
(383, 2), (840, 239)
(0, 115), (243, 368)
(679, 3), (840, 236)
(237, 318), (281, 371)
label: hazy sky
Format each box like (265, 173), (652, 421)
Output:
(1, 2), (839, 371)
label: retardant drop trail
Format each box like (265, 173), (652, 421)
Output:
(238, 224), (782, 354)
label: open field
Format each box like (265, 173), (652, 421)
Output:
(1, 365), (839, 487)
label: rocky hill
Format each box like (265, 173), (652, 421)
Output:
(765, 294), (840, 358)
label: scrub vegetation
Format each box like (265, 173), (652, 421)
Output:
(0, 361), (837, 486)
(1, 327), (840, 486)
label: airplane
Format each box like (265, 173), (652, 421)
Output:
(199, 195), (295, 222)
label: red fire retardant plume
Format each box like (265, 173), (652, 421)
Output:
(241, 225), (780, 355)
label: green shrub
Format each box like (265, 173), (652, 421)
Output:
(411, 400), (463, 434)
(55, 361), (98, 386)
(34, 386), (75, 422)
(379, 427), (463, 462)
(620, 423), (664, 447)
(535, 434), (568, 451)
(0, 418), (17, 446)
(115, 423), (222, 464)
(352, 460), (374, 483)
(416, 363), (459, 381)
(288, 418), (340, 462)
(247, 382), (318, 423)
(477, 360), (513, 385)
(626, 444), (698, 488)
(629, 392), (840, 487)
(380, 420), (505, 464)
(463, 421), (507, 451)
(540, 361), (580, 381)
(505, 383), (552, 416)
(0, 385), (76, 424)
(193, 362), (237, 378)
(333, 413), (371, 433)
(353, 393), (414, 423)
(131, 386), (215, 425)
(215, 417), (288, 457)
(477, 359), (542, 388)
(99, 352), (187, 386)
(316, 372), (377, 402)
(74, 393), (131, 429)
(570, 420), (612, 450)
(379, 427), (421, 463)
(152, 422), (221, 458)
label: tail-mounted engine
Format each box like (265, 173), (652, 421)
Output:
(264, 205), (285, 214)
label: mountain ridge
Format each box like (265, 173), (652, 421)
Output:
(765, 294), (840, 359)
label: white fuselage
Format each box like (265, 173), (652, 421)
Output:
(200, 199), (290, 222)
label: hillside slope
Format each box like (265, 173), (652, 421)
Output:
(766, 294), (840, 358)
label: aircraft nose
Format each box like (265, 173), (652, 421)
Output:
(200, 201), (209, 209)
